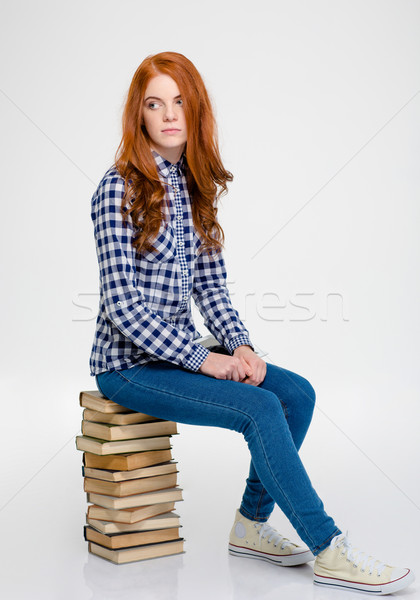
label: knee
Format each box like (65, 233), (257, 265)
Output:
(299, 376), (316, 405)
(241, 389), (285, 433)
(294, 375), (316, 421)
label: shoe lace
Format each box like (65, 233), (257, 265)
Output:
(331, 532), (387, 576)
(254, 522), (293, 549)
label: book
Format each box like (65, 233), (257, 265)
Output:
(86, 501), (177, 524)
(81, 419), (178, 441)
(82, 461), (178, 482)
(75, 435), (172, 455)
(86, 512), (180, 534)
(83, 408), (158, 425)
(84, 524), (180, 549)
(83, 449), (173, 471)
(84, 473), (178, 497)
(79, 390), (133, 414)
(78, 390), (185, 565)
(88, 538), (184, 564)
(87, 488), (183, 510)
(197, 333), (267, 358)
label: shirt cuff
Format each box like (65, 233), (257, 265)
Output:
(182, 343), (210, 372)
(225, 335), (254, 354)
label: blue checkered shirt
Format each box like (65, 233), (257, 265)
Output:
(89, 150), (254, 376)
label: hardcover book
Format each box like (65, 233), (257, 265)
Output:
(82, 449), (173, 471)
(81, 419), (178, 441)
(79, 391), (133, 413)
(88, 538), (184, 564)
(76, 435), (172, 455)
(86, 501), (177, 524)
(82, 461), (177, 482)
(84, 524), (180, 549)
(87, 487), (183, 510)
(86, 512), (180, 534)
(83, 472), (178, 497)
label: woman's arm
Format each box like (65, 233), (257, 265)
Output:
(191, 247), (254, 354)
(92, 171), (209, 372)
(192, 247), (268, 384)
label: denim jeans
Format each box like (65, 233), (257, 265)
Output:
(96, 358), (341, 555)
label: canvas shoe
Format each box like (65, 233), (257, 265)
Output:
(313, 532), (415, 595)
(228, 508), (314, 566)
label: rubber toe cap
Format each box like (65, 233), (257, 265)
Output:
(391, 567), (415, 584)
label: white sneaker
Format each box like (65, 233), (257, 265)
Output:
(228, 508), (314, 566)
(313, 532), (415, 595)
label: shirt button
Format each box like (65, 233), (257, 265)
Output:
(173, 187), (179, 193)
(182, 270), (188, 276)
(183, 295), (188, 301)
(178, 241), (184, 247)
(170, 166), (176, 173)
(177, 215), (182, 221)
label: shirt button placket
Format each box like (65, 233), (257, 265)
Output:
(170, 166), (189, 312)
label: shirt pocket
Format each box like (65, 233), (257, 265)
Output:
(141, 223), (177, 263)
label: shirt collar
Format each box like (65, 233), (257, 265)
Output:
(152, 149), (186, 179)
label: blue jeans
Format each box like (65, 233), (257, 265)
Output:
(96, 359), (341, 555)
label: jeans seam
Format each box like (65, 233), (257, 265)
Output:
(240, 505), (266, 522)
(113, 369), (318, 549)
(255, 486), (266, 520)
(312, 528), (342, 555)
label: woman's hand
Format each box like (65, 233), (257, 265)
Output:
(198, 351), (253, 382)
(198, 345), (266, 386)
(232, 345), (267, 386)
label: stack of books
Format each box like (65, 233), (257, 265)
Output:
(75, 390), (184, 564)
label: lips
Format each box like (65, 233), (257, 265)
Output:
(162, 128), (181, 133)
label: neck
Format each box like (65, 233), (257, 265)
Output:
(150, 145), (185, 165)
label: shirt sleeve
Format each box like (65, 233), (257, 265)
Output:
(192, 244), (254, 354)
(92, 172), (210, 372)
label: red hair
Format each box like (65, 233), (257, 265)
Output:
(114, 51), (233, 256)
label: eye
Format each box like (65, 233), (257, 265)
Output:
(147, 102), (160, 110)
(176, 99), (183, 106)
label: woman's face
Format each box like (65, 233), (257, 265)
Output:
(142, 73), (187, 164)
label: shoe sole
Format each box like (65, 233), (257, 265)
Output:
(313, 569), (415, 595)
(228, 542), (314, 566)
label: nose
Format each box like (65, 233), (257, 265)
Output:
(163, 104), (177, 122)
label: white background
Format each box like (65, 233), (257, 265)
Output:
(1, 1), (419, 598)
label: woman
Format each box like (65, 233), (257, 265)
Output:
(89, 51), (414, 595)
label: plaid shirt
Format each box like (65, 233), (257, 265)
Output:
(89, 150), (253, 376)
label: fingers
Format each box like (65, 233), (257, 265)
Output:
(239, 356), (253, 377)
(231, 357), (248, 382)
(240, 356), (267, 386)
(199, 351), (266, 385)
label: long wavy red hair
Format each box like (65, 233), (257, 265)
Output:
(115, 51), (233, 256)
